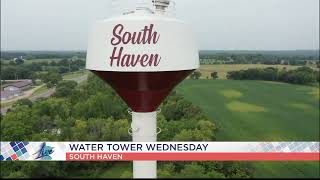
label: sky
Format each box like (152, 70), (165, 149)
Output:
(1, 0), (319, 51)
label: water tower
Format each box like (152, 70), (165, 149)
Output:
(86, 0), (199, 178)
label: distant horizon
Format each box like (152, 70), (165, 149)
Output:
(1, 49), (319, 52)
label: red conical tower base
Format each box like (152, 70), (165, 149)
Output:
(92, 70), (194, 112)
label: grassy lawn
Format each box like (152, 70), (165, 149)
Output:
(176, 80), (319, 178)
(31, 85), (48, 96)
(63, 70), (88, 80)
(198, 64), (318, 79)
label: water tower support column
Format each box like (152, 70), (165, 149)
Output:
(131, 111), (157, 179)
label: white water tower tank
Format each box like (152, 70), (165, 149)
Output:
(86, 0), (199, 178)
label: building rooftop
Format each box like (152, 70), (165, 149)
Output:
(0, 89), (22, 99)
(2, 80), (32, 89)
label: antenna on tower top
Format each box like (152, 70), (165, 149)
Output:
(112, 0), (175, 16)
(153, 0), (170, 11)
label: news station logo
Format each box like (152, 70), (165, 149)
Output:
(0, 142), (54, 161)
(34, 142), (54, 160)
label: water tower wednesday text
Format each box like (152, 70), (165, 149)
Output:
(68, 143), (209, 152)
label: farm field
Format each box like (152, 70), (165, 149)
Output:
(199, 64), (319, 79)
(176, 80), (319, 178)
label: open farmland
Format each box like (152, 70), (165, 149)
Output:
(176, 79), (319, 178)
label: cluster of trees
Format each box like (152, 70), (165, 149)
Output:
(1, 74), (254, 178)
(190, 71), (202, 80)
(200, 51), (320, 65)
(158, 161), (254, 178)
(211, 72), (218, 79)
(190, 71), (219, 80)
(227, 67), (319, 85)
(1, 59), (85, 80)
(34, 72), (63, 88)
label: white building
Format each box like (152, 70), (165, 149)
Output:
(0, 90), (22, 101)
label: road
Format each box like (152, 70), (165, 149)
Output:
(1, 74), (88, 115)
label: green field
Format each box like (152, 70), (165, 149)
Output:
(199, 64), (319, 79)
(176, 80), (319, 178)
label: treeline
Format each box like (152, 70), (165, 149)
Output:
(200, 54), (320, 66)
(1, 51), (86, 60)
(1, 59), (85, 80)
(227, 67), (319, 85)
(1, 74), (254, 178)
